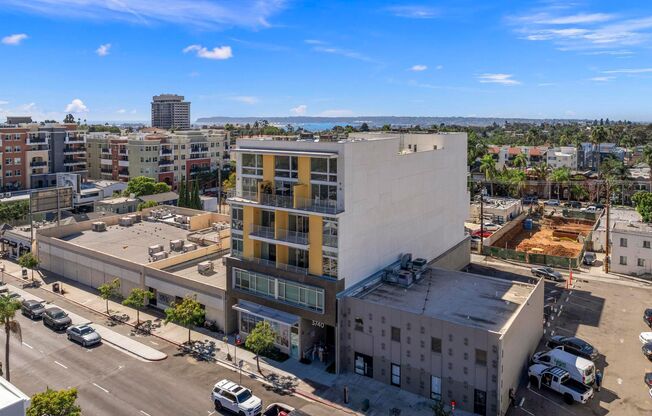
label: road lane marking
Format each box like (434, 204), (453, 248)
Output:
(93, 383), (109, 393)
(527, 387), (575, 414)
(54, 361), (68, 369)
(22, 342), (33, 349)
(519, 407), (536, 416)
(140, 411), (152, 416)
(149, 341), (159, 346)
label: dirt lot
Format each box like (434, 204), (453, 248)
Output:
(494, 217), (594, 257)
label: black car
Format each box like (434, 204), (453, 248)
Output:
(645, 309), (652, 328)
(564, 201), (582, 209)
(21, 299), (46, 319)
(645, 372), (652, 388)
(42, 307), (72, 331)
(546, 336), (599, 361)
(643, 342), (652, 360)
(530, 266), (565, 282)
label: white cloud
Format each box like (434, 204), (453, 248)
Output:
(183, 44), (233, 60)
(21, 103), (36, 111)
(2, 33), (28, 45)
(312, 46), (377, 63)
(130, 109), (137, 114)
(96, 43), (111, 56)
(290, 105), (307, 116)
(603, 68), (652, 74)
(410, 64), (427, 72)
(230, 96), (259, 105)
(1, 0), (286, 30)
(65, 98), (88, 113)
(534, 13), (614, 25)
(477, 73), (521, 85)
(0, 100), (8, 105)
(188, 71), (200, 77)
(435, 65), (443, 70)
(117, 108), (126, 114)
(386, 5), (439, 19)
(304, 39), (324, 45)
(589, 76), (614, 82)
(319, 109), (354, 117)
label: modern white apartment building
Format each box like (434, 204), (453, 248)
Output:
(611, 221), (652, 276)
(546, 146), (578, 171)
(225, 132), (469, 364)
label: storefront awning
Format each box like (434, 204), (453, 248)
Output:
(232, 300), (299, 326)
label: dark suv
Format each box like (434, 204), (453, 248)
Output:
(42, 307), (72, 331)
(21, 299), (46, 320)
(645, 309), (652, 328)
(546, 336), (598, 361)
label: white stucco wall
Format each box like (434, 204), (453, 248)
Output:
(610, 230), (652, 275)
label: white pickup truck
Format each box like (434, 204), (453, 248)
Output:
(529, 364), (594, 405)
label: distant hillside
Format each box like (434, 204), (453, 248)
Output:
(195, 115), (586, 127)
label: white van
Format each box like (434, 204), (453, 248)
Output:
(532, 347), (595, 385)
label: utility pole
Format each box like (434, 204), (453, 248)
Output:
(479, 183), (486, 253)
(604, 181), (611, 273)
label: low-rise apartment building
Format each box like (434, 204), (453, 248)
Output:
(546, 146), (577, 171)
(611, 221), (652, 276)
(86, 129), (228, 189)
(338, 266), (544, 416)
(36, 206), (232, 328)
(225, 132), (469, 363)
(487, 146), (547, 169)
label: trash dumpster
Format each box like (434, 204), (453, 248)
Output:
(53, 283), (60, 293)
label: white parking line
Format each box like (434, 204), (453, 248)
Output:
(149, 341), (159, 346)
(527, 387), (575, 414)
(54, 361), (68, 369)
(139, 411), (152, 416)
(22, 342), (33, 349)
(518, 407), (536, 416)
(93, 383), (109, 394)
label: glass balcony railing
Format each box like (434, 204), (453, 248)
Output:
(236, 254), (309, 275)
(227, 189), (342, 214)
(323, 234), (338, 248)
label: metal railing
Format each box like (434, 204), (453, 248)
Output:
(323, 234), (338, 248)
(30, 161), (47, 167)
(249, 224), (310, 245)
(235, 254), (309, 275)
(227, 189), (342, 214)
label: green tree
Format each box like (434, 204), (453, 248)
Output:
(27, 388), (81, 416)
(632, 191), (652, 222)
(122, 288), (154, 325)
(643, 145), (652, 191)
(479, 154), (497, 195)
(590, 126), (608, 174)
(431, 401), (451, 416)
(191, 180), (201, 209)
(0, 201), (29, 223)
(550, 167), (571, 200)
(124, 176), (171, 197)
(532, 163), (550, 199)
(360, 122), (369, 132)
(512, 153), (528, 171)
(18, 252), (39, 282)
(184, 180), (191, 207)
(244, 320), (275, 373)
(97, 278), (121, 314)
(137, 200), (158, 211)
(164, 296), (205, 344)
(222, 172), (236, 190)
(63, 114), (75, 123)
(178, 180), (187, 207)
(0, 294), (21, 381)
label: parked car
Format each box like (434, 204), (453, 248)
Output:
(212, 379), (262, 416)
(531, 347), (596, 385)
(472, 230), (492, 238)
(644, 308), (652, 328)
(523, 196), (538, 205)
(547, 336), (599, 361)
(66, 324), (102, 347)
(594, 203), (605, 210)
(21, 299), (46, 319)
(642, 342), (652, 360)
(640, 332), (652, 344)
(645, 372), (652, 388)
(583, 252), (596, 266)
(263, 403), (310, 416)
(530, 266), (565, 282)
(581, 206), (597, 214)
(564, 201), (582, 209)
(42, 307), (72, 331)
(483, 222), (499, 231)
(545, 199), (561, 206)
(528, 364), (594, 405)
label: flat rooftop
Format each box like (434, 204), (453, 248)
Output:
(354, 267), (535, 333)
(60, 221), (192, 264)
(161, 252), (227, 290)
(613, 221), (652, 235)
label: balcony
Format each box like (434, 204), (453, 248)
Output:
(160, 148), (172, 155)
(30, 160), (47, 167)
(64, 135), (85, 144)
(101, 148), (111, 154)
(100, 158), (112, 165)
(323, 234), (338, 248)
(159, 159), (174, 166)
(227, 189), (342, 215)
(100, 168), (113, 174)
(64, 158), (85, 165)
(27, 136), (46, 145)
(237, 254), (308, 275)
(64, 146), (86, 154)
(249, 224), (309, 247)
(190, 147), (209, 153)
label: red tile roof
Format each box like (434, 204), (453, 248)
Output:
(508, 147), (521, 155)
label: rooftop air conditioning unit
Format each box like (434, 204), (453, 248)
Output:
(197, 261), (213, 274)
(148, 244), (164, 255)
(175, 216), (190, 224)
(151, 251), (168, 261)
(397, 270), (414, 287)
(412, 258), (427, 273)
(170, 239), (184, 251)
(183, 243), (197, 252)
(119, 216), (134, 226)
(91, 222), (107, 232)
(130, 214), (142, 223)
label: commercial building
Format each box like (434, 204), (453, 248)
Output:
(469, 197), (523, 224)
(86, 129), (228, 190)
(36, 206), (232, 328)
(151, 94), (191, 129)
(0, 376), (30, 416)
(545, 146), (578, 171)
(225, 132), (469, 363)
(338, 266), (544, 416)
(94, 196), (140, 215)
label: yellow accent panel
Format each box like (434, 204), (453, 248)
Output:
(293, 184), (309, 208)
(308, 215), (323, 276)
(297, 157), (311, 196)
(263, 155), (275, 182)
(276, 245), (288, 264)
(243, 206), (254, 257)
(275, 210), (288, 238)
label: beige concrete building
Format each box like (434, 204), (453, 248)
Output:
(36, 206), (232, 329)
(338, 266), (544, 416)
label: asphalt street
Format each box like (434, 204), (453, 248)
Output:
(1, 293), (341, 416)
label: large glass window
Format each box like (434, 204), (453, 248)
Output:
(239, 312), (290, 348)
(430, 376), (442, 401)
(323, 217), (338, 248)
(288, 247), (309, 269)
(231, 235), (243, 257)
(242, 177), (261, 197)
(231, 206), (243, 231)
(242, 153), (263, 176)
(323, 250), (338, 278)
(274, 156), (298, 178)
(311, 158), (337, 182)
(311, 184), (337, 202)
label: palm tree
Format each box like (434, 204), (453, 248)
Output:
(550, 167), (571, 200)
(642, 145), (652, 192)
(0, 295), (22, 382)
(590, 126), (608, 175)
(513, 153), (528, 171)
(479, 155), (497, 196)
(532, 163), (549, 199)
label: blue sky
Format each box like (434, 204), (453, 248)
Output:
(1, 0), (652, 122)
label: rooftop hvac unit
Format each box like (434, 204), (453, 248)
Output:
(130, 214), (142, 223)
(400, 253), (412, 269)
(170, 239), (184, 251)
(174, 215), (190, 224)
(397, 270), (414, 287)
(151, 251), (168, 261)
(183, 243), (197, 252)
(91, 222), (107, 232)
(148, 244), (164, 255)
(412, 258), (427, 273)
(119, 216), (134, 226)
(197, 261), (213, 274)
